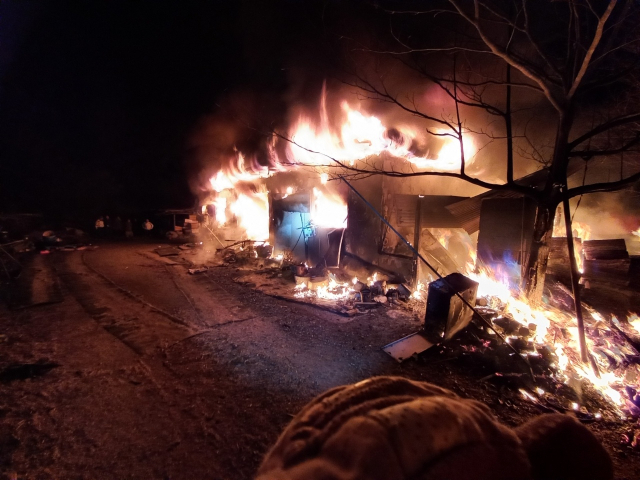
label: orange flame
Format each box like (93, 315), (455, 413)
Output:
(288, 101), (475, 172)
(229, 192), (269, 241)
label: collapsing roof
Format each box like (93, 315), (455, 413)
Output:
(445, 162), (587, 234)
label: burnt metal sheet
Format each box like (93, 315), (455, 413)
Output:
(383, 331), (434, 362)
(419, 195), (468, 227)
(393, 194), (418, 227)
(424, 273), (478, 342)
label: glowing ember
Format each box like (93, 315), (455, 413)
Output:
(294, 277), (353, 301)
(470, 263), (635, 411)
(412, 282), (425, 300)
(282, 186), (294, 199)
(519, 389), (537, 402)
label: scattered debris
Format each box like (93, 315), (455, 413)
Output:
(155, 246), (181, 257)
(424, 273), (478, 342)
(383, 332), (434, 362)
(188, 267), (208, 275)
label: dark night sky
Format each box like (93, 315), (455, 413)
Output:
(0, 0), (339, 218)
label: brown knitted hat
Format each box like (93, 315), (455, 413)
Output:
(257, 377), (534, 480)
(257, 376), (613, 480)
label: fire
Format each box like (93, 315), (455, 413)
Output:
(288, 100), (475, 172)
(572, 222), (592, 241)
(552, 217), (591, 241)
(412, 282), (426, 300)
(436, 229), (452, 250)
(209, 171), (235, 192)
(198, 88), (638, 415)
(311, 187), (348, 228)
(213, 197), (227, 225)
(469, 263), (636, 410)
(294, 277), (353, 301)
(204, 88), (479, 241)
(209, 152), (271, 193)
(229, 192), (269, 241)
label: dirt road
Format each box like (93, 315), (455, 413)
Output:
(1, 241), (638, 479)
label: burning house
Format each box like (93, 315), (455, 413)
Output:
(187, 86), (640, 419)
(196, 90), (489, 283)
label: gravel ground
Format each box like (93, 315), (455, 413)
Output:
(1, 240), (639, 479)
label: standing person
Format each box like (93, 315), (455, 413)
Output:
(124, 219), (133, 239)
(142, 219), (154, 236)
(95, 217), (105, 238)
(112, 216), (123, 237)
(104, 215), (111, 238)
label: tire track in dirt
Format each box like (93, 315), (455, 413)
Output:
(52, 252), (192, 357)
(52, 249), (303, 478)
(49, 251), (263, 476)
(137, 251), (262, 328)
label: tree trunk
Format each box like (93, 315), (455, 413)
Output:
(522, 108), (573, 301)
(522, 202), (554, 302)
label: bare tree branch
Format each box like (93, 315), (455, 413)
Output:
(568, 112), (640, 150)
(566, 169), (640, 198)
(447, 0), (564, 111)
(567, 0), (618, 99)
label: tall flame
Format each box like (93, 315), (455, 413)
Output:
(229, 192), (269, 241)
(311, 187), (348, 228)
(287, 101), (474, 172)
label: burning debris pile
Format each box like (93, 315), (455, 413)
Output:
(221, 242), (416, 317)
(464, 273), (640, 419)
(204, 235), (640, 421)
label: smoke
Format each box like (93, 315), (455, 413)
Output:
(568, 188), (640, 253)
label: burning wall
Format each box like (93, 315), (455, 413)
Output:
(195, 86), (485, 272)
